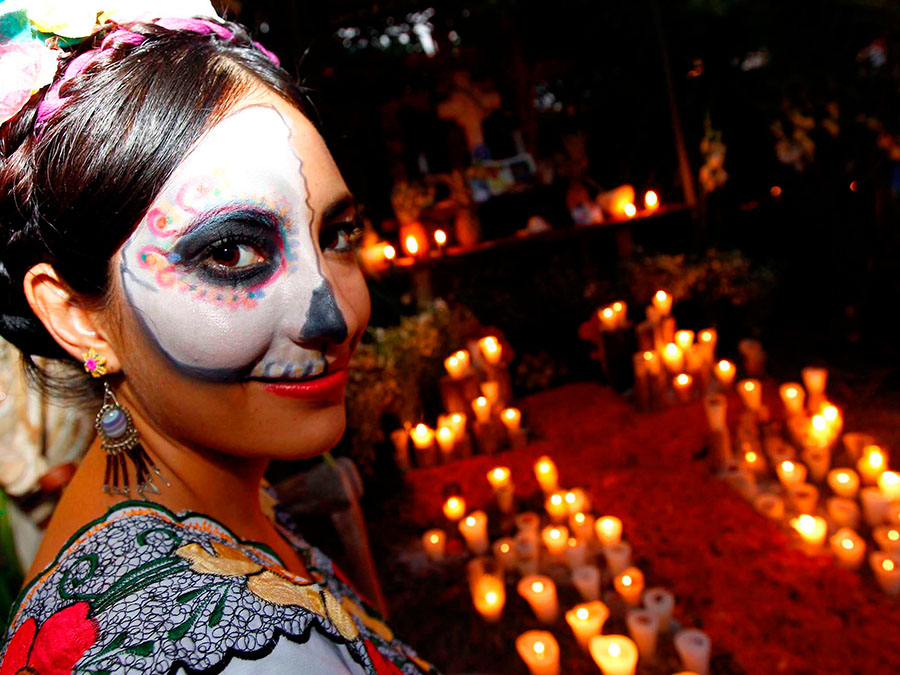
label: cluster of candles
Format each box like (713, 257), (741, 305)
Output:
(392, 335), (525, 469)
(423, 456), (712, 675)
(709, 366), (900, 594)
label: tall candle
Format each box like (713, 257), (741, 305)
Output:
(595, 516), (623, 546)
(472, 396), (492, 424)
(546, 492), (569, 523)
(674, 629), (711, 675)
(779, 383), (806, 416)
(444, 354), (467, 379)
(643, 587), (675, 630)
(409, 424), (435, 465)
(436, 426), (455, 461)
(714, 360), (736, 388)
(614, 567), (645, 607)
(675, 329), (695, 352)
(458, 511), (489, 554)
(479, 336), (502, 366)
(858, 445), (888, 484)
(501, 407), (522, 431)
(572, 564), (601, 601)
(626, 608), (660, 660)
(652, 290), (673, 316)
(487, 466), (512, 490)
(494, 537), (518, 571)
(542, 525), (569, 556)
(801, 366), (828, 409)
(590, 635), (639, 675)
(566, 601), (610, 651)
(662, 343), (685, 373)
(518, 575), (559, 623)
(472, 574), (505, 622)
(446, 412), (467, 438)
(604, 541), (632, 576)
(642, 350), (662, 376)
(873, 525), (900, 553)
(879, 470), (900, 500)
(870, 553), (900, 595)
(790, 514), (827, 549)
(612, 301), (628, 328)
(570, 512), (595, 541)
(599, 306), (617, 331)
(673, 373), (693, 403)
(738, 379), (762, 411)
(422, 529), (446, 561)
(829, 528), (865, 569)
(827, 468), (860, 499)
(698, 328), (717, 360)
(443, 495), (466, 521)
(776, 460), (807, 487)
(534, 456), (559, 493)
(516, 631), (560, 675)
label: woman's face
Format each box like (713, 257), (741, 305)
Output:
(108, 90), (370, 459)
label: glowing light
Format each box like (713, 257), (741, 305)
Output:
(889, 530), (900, 542)
(612, 301), (624, 312)
(465, 516), (476, 527)
(576, 607), (589, 620)
(568, 537), (577, 547)
(743, 381), (756, 392)
(837, 472), (850, 484)
(404, 235), (419, 255)
(841, 538), (854, 550)
(504, 409), (517, 420)
(623, 203), (637, 217)
(883, 559), (895, 572)
(785, 386), (799, 399)
(620, 575), (633, 587)
(429, 533), (439, 544)
(699, 330), (714, 343)
(485, 591), (498, 604)
(644, 190), (659, 209)
(500, 543), (510, 553)
(383, 243), (396, 260)
(782, 460), (795, 473)
(655, 290), (668, 303)
(718, 360), (733, 372)
(812, 415), (827, 432)
(867, 447), (885, 469)
(608, 643), (622, 658)
(643, 351), (654, 361)
(565, 492), (576, 505)
(850, 180), (858, 192)
(550, 494), (563, 506)
(434, 229), (447, 245)
(770, 185), (782, 197)
(745, 451), (758, 463)
(665, 343), (680, 357)
(602, 307), (615, 320)
(823, 405), (839, 422)
(574, 512), (585, 524)
(796, 514), (816, 531)
(531, 581), (544, 593)
(533, 641), (545, 656)
(676, 373), (691, 386)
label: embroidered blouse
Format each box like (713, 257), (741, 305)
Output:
(0, 500), (435, 674)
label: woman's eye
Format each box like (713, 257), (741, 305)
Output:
(321, 221), (363, 253)
(207, 242), (266, 269)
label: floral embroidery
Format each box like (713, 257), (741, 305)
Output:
(0, 601), (98, 675)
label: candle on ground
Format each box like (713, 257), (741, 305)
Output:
(545, 492), (569, 523)
(643, 587), (675, 630)
(674, 629), (712, 675)
(590, 635), (639, 675)
(626, 608), (660, 660)
(873, 526), (900, 553)
(471, 396), (492, 424)
(738, 379), (762, 411)
(827, 497), (861, 530)
(779, 383), (806, 416)
(458, 511), (489, 554)
(776, 460), (807, 487)
(436, 426), (455, 461)
(422, 529), (446, 561)
(501, 407), (522, 431)
(673, 373), (693, 403)
(493, 537), (518, 571)
(652, 290), (672, 316)
(542, 525), (569, 556)
(879, 470), (900, 500)
(570, 511), (595, 541)
(566, 601), (610, 651)
(827, 468), (860, 499)
(572, 564), (601, 601)
(790, 514), (827, 549)
(662, 342), (685, 374)
(443, 495), (466, 521)
(595, 516), (623, 546)
(858, 445), (888, 484)
(534, 456), (559, 493)
(829, 528), (865, 569)
(472, 574), (505, 622)
(479, 336), (502, 366)
(444, 354), (467, 380)
(714, 360), (736, 388)
(517, 575), (559, 623)
(516, 631), (560, 675)
(614, 567), (645, 607)
(870, 553), (900, 595)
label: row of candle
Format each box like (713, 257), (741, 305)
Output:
(444, 336), (504, 379)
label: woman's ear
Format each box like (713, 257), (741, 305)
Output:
(23, 263), (122, 373)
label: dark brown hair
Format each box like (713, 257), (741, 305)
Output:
(0, 19), (313, 400)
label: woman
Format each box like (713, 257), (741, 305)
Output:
(0, 5), (433, 673)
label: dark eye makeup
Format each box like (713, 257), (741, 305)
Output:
(319, 219), (363, 254)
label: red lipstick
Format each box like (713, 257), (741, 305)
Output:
(262, 370), (348, 399)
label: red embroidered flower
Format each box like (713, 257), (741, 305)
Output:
(0, 602), (98, 675)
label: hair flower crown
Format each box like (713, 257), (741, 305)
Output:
(0, 0), (222, 126)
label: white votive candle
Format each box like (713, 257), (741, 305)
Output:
(790, 514), (827, 549)
(614, 567), (645, 607)
(566, 601), (610, 651)
(435, 426), (455, 460)
(870, 553), (900, 595)
(626, 608), (660, 660)
(595, 516), (623, 546)
(516, 631), (560, 675)
(542, 525), (569, 556)
(534, 456), (559, 493)
(779, 383), (806, 416)
(572, 564), (602, 601)
(827, 468), (860, 499)
(493, 537), (518, 571)
(570, 512), (595, 542)
(518, 575), (559, 623)
(443, 495), (466, 521)
(604, 541), (632, 576)
(458, 511), (489, 555)
(827, 497), (861, 530)
(422, 529), (446, 561)
(829, 528), (865, 569)
(643, 587), (675, 630)
(873, 525), (900, 553)
(472, 574), (505, 622)
(776, 460), (807, 487)
(674, 629), (711, 675)
(714, 360), (736, 388)
(590, 635), (639, 675)
(879, 471), (900, 500)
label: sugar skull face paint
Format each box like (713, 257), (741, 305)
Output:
(119, 104), (358, 382)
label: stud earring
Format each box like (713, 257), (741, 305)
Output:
(82, 347), (107, 378)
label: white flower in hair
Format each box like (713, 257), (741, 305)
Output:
(99, 1), (221, 25)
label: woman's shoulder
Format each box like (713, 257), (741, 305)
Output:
(0, 500), (432, 674)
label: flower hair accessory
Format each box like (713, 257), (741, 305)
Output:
(0, 1), (223, 126)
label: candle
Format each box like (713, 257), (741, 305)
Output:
(443, 495), (466, 521)
(501, 407), (521, 431)
(858, 445), (888, 484)
(861, 487), (891, 527)
(801, 446), (830, 482)
(517, 575), (559, 623)
(542, 525), (569, 556)
(534, 456), (559, 493)
(827, 496), (861, 530)
(479, 336), (502, 366)
(516, 531), (540, 576)
(790, 514), (827, 549)
(570, 511), (595, 541)
(564, 488), (589, 515)
(572, 564), (601, 601)
(446, 412), (467, 438)
(458, 511), (489, 554)
(827, 468), (860, 499)
(472, 574), (505, 622)
(738, 379), (762, 411)
(754, 493), (785, 520)
(422, 529), (446, 561)
(383, 243), (396, 261)
(595, 516), (623, 546)
(480, 380), (500, 406)
(802, 366), (828, 409)
(642, 350), (662, 376)
(714, 359), (736, 388)
(788, 484), (819, 514)
(516, 631), (560, 675)
(673, 373), (693, 403)
(516, 511), (541, 535)
(742, 450), (766, 475)
(675, 329), (695, 352)
(662, 342), (685, 374)
(698, 328), (717, 358)
(493, 537), (518, 571)
(643, 587), (675, 630)
(599, 306), (617, 331)
(566, 537), (588, 568)
(590, 635), (639, 675)
(703, 392), (728, 433)
(614, 567), (645, 607)
(612, 301), (628, 328)
(674, 629), (712, 675)
(624, 203), (637, 217)
(487, 466), (511, 490)
(829, 528), (865, 569)
(444, 354), (467, 380)
(471, 396), (492, 424)
(843, 432), (876, 462)
(566, 601), (610, 651)
(776, 460), (807, 487)
(779, 383), (806, 416)
(404, 234), (420, 256)
(436, 426), (455, 460)
(870, 553), (900, 595)
(652, 290), (672, 316)
(410, 423), (435, 450)
(644, 190), (660, 211)
(545, 492), (569, 523)
(873, 525), (900, 553)
(434, 228), (447, 248)
(626, 608), (660, 660)
(879, 470), (900, 500)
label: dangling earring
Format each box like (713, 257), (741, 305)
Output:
(84, 349), (169, 496)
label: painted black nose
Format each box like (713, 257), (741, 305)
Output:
(300, 281), (348, 345)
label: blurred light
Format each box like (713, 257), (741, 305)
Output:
(259, 21), (270, 34)
(623, 203), (637, 218)
(383, 244), (396, 260)
(398, 32), (410, 45)
(434, 229), (447, 245)
(850, 180), (858, 192)
(770, 185), (782, 198)
(379, 34), (391, 48)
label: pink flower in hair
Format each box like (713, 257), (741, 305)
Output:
(0, 41), (58, 125)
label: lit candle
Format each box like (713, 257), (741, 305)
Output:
(570, 511), (595, 541)
(673, 373), (693, 403)
(642, 350), (662, 376)
(779, 383), (806, 416)
(472, 574), (505, 622)
(827, 468), (860, 499)
(675, 329), (695, 352)
(480, 380), (500, 406)
(566, 601), (610, 651)
(870, 553), (900, 595)
(808, 414), (831, 448)
(542, 525), (569, 556)
(422, 529), (446, 561)
(487, 466), (511, 490)
(827, 496), (861, 530)
(801, 366), (828, 410)
(517, 575), (559, 623)
(501, 407), (522, 431)
(479, 335), (502, 366)
(471, 396), (492, 424)
(626, 608), (660, 660)
(776, 460), (807, 487)
(516, 631), (560, 675)
(790, 514), (827, 549)
(446, 412), (467, 438)
(829, 528), (865, 569)
(742, 450), (766, 475)
(698, 328), (717, 359)
(566, 536), (588, 568)
(612, 301), (628, 328)
(599, 306), (617, 331)
(434, 228), (447, 249)
(858, 445), (888, 484)
(404, 234), (420, 256)
(595, 516), (623, 546)
(754, 493), (785, 520)
(873, 525), (900, 553)
(493, 537), (518, 571)
(879, 470), (900, 500)
(444, 355), (467, 380)
(459, 511), (489, 555)
(674, 629), (711, 675)
(714, 359), (736, 388)
(738, 379), (762, 411)
(564, 488), (589, 515)
(662, 342), (685, 374)
(534, 456), (559, 493)
(843, 432), (876, 462)
(436, 426), (455, 460)
(383, 243), (396, 261)
(572, 564), (602, 601)
(545, 492), (569, 523)
(443, 495), (466, 521)
(652, 290), (673, 316)
(614, 567), (645, 607)
(643, 587), (675, 630)
(590, 635), (639, 675)
(644, 190), (660, 211)
(861, 487), (891, 527)
(624, 203), (637, 218)
(410, 423), (435, 451)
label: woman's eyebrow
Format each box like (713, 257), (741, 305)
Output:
(321, 193), (357, 222)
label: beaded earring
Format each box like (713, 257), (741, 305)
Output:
(83, 349), (169, 496)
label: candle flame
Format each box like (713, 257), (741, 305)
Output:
(574, 512), (585, 524)
(434, 229), (447, 245)
(676, 373), (691, 386)
(745, 451), (758, 463)
(438, 427), (452, 440)
(743, 381), (756, 392)
(429, 533), (440, 544)
(447, 355), (459, 368)
(795, 514), (817, 535)
(447, 497), (460, 508)
(533, 641), (545, 656)
(869, 449), (885, 469)
(655, 290), (668, 302)
(550, 494), (563, 506)
(837, 472), (850, 484)
(882, 471), (900, 486)
(785, 386), (798, 399)
(492, 467), (508, 481)
(823, 405), (839, 422)
(475, 396), (488, 408)
(538, 461), (552, 474)
(608, 643), (622, 658)
(414, 423), (428, 435)
(612, 301), (624, 312)
(405, 235), (419, 255)
(644, 190), (659, 208)
(568, 537), (577, 547)
(718, 360), (733, 373)
(643, 351), (654, 361)
(782, 460), (795, 473)
(576, 607), (589, 620)
(485, 591), (497, 604)
(841, 537), (854, 550)
(600, 517), (615, 531)
(602, 307), (615, 319)
(665, 343), (679, 357)
(383, 244), (396, 260)
(621, 575), (632, 587)
(700, 330), (713, 342)
(451, 413), (463, 424)
(883, 559), (895, 572)
(531, 581), (544, 593)
(550, 528), (561, 540)
(465, 516), (476, 527)
(624, 203), (637, 217)
(812, 415), (826, 432)
(565, 492), (576, 505)
(889, 530), (900, 542)
(500, 543), (510, 553)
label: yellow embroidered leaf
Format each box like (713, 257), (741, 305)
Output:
(175, 541), (263, 577)
(323, 591), (359, 641)
(340, 596), (392, 642)
(246, 570), (325, 615)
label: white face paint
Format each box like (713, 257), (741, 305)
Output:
(119, 105), (353, 382)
